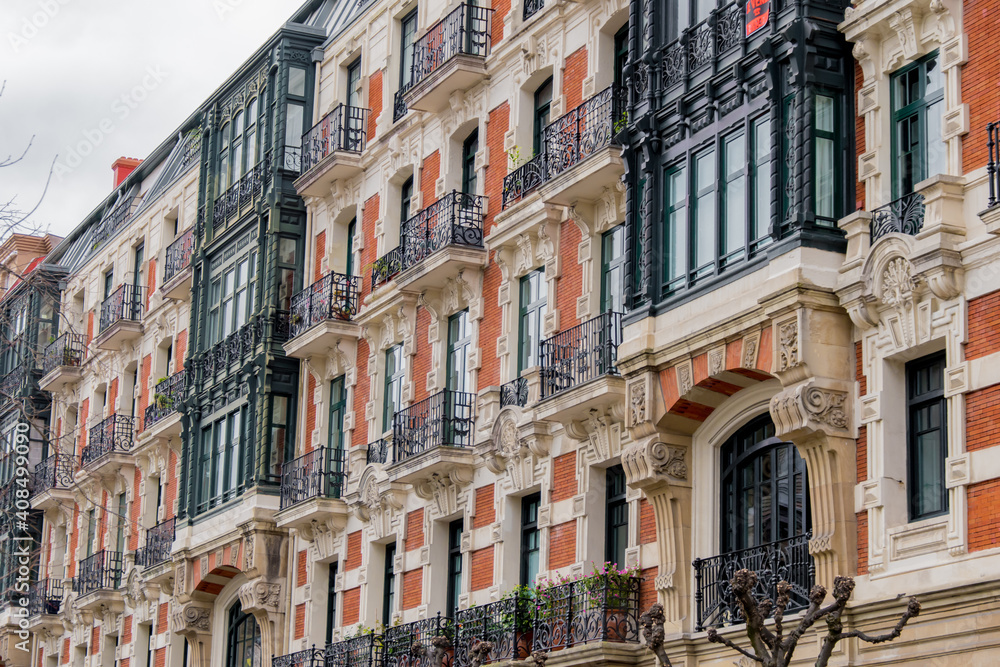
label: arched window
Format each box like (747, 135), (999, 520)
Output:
(226, 601), (261, 667)
(720, 414), (809, 553)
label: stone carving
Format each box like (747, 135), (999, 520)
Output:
(123, 568), (143, 608)
(677, 364), (692, 395)
(708, 348), (724, 376)
(414, 471), (471, 518)
(803, 387), (848, 429)
(253, 581), (281, 607)
(497, 418), (521, 459)
(629, 380), (646, 426)
(778, 321), (799, 371)
(770, 383), (851, 438)
(242, 527), (255, 571)
(651, 442), (688, 480)
(742, 336), (758, 369)
(879, 257), (917, 310)
(171, 604), (211, 634)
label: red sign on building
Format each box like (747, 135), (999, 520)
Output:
(746, 0), (770, 36)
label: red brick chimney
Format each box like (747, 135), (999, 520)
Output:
(112, 157), (142, 187)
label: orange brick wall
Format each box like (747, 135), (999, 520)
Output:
(856, 341), (867, 484)
(369, 70), (383, 140)
(405, 509), (424, 551)
(478, 103), (510, 388)
(139, 353), (151, 431)
(157, 602), (169, 634)
(548, 520), (576, 569)
(360, 193), (380, 301)
(563, 47), (587, 111)
(962, 0), (1000, 173)
(346, 531), (363, 570)
(294, 603), (306, 639)
(175, 329), (187, 371)
(314, 230), (326, 282)
(68, 506), (79, 577)
(297, 550), (308, 587)
(413, 305), (432, 403)
(968, 478), (1000, 552)
(421, 150), (440, 207)
(305, 372), (317, 453)
(473, 484), (495, 528)
(551, 452), (577, 502)
(639, 566), (658, 611)
(966, 386), (1000, 451)
(121, 658), (130, 667)
(166, 450), (178, 519)
(402, 569), (422, 610)
(62, 637), (70, 665)
(86, 311), (94, 353)
(856, 511), (868, 574)
(155, 648), (166, 667)
(343, 587), (361, 625)
(491, 0), (509, 46)
(97, 490), (108, 551)
(556, 219), (582, 329)
(639, 498), (656, 545)
(108, 378), (119, 416)
(129, 467), (142, 551)
(966, 290), (1000, 360)
(91, 626), (100, 654)
(78, 398), (89, 456)
(146, 257), (156, 309)
(854, 62), (865, 211)
(471, 546), (493, 590)
(351, 338), (370, 447)
(123, 615), (133, 644)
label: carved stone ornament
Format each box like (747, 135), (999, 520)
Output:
(239, 580), (281, 612)
(628, 380), (646, 427)
(171, 603), (211, 635)
(879, 257), (918, 310)
(770, 383), (851, 438)
(677, 364), (692, 395)
(622, 438), (689, 489)
(708, 348), (724, 376)
(778, 320), (799, 371)
(123, 568), (143, 608)
(802, 387), (848, 429)
(497, 417), (522, 459)
(651, 442), (688, 480)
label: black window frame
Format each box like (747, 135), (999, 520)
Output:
(891, 51), (944, 200)
(602, 224), (627, 314)
(446, 518), (464, 618)
(326, 561), (339, 644)
(533, 77), (553, 156)
(226, 601), (261, 667)
(518, 269), (547, 373)
(462, 130), (479, 195)
(401, 176), (414, 224)
(906, 352), (948, 521)
(382, 541), (397, 626)
(400, 9), (418, 89)
(520, 492), (541, 587)
(614, 25), (629, 88)
(347, 57), (362, 109)
(605, 465), (629, 567)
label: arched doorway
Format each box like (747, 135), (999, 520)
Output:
(226, 601), (262, 667)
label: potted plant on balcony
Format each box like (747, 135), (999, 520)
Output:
(497, 585), (534, 659)
(583, 562), (639, 643)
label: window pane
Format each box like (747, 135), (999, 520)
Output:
(753, 117), (771, 243)
(288, 67), (306, 97)
(816, 138), (835, 220)
(664, 167), (687, 286)
(724, 134), (746, 256)
(694, 150), (716, 272)
(285, 104), (304, 146)
(815, 95), (834, 134)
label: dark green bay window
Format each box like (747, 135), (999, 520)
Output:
(602, 224), (626, 313)
(519, 269), (547, 371)
(207, 231), (258, 347)
(892, 52), (944, 198)
(907, 353), (948, 521)
(198, 407), (249, 512)
(384, 344), (405, 431)
(285, 65), (308, 171)
(217, 96), (261, 196)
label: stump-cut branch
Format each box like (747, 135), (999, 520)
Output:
(469, 640), (494, 667)
(639, 603), (674, 666)
(411, 636), (453, 667)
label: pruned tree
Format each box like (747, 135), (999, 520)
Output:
(641, 569), (921, 667)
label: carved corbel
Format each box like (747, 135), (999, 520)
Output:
(169, 601), (212, 637)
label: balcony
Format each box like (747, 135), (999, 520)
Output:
(143, 369), (187, 440)
(455, 594), (534, 665)
(388, 389), (476, 484)
(870, 192), (925, 244)
(284, 272), (361, 359)
(295, 104), (370, 197)
(367, 436), (390, 465)
(275, 447), (350, 537)
(136, 517), (176, 573)
(372, 246), (404, 290)
(384, 615), (454, 667)
(523, 0), (544, 20)
(0, 364), (26, 400)
(273, 632), (383, 667)
(81, 414), (135, 474)
(393, 191), (487, 291)
(39, 333), (84, 391)
(95, 283), (144, 351)
(693, 533), (814, 631)
(499, 377), (529, 409)
(197, 314), (285, 381)
(502, 85), (627, 209)
(536, 312), (624, 424)
(402, 4), (493, 113)
(25, 579), (64, 633)
(75, 550), (124, 611)
(31, 452), (76, 511)
(212, 151), (273, 231)
(162, 227), (195, 300)
(393, 89), (409, 123)
(528, 572), (641, 652)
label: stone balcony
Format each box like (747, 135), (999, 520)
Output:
(93, 283), (144, 351)
(386, 389), (477, 488)
(161, 226), (195, 300)
(38, 332), (84, 391)
(275, 446), (350, 540)
(294, 103), (369, 198)
(283, 272), (361, 360)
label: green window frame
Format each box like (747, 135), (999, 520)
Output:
(614, 25), (629, 88)
(382, 542), (397, 626)
(103, 269), (114, 300)
(384, 344), (405, 432)
(401, 176), (414, 223)
(347, 58), (362, 108)
(285, 65), (308, 172)
(346, 217), (357, 276)
(751, 115), (773, 249)
(518, 269), (547, 372)
(692, 147), (717, 280)
(207, 243), (258, 346)
(326, 562), (339, 644)
(520, 493), (541, 587)
(400, 9), (418, 89)
(115, 492), (127, 553)
(906, 353), (948, 521)
(85, 508), (95, 558)
(217, 97), (261, 196)
(533, 77), (553, 156)
(226, 602), (261, 667)
(328, 375), (347, 452)
(446, 518), (464, 618)
(721, 132), (747, 264)
(605, 465), (628, 567)
(462, 130), (479, 195)
(814, 93), (838, 225)
(601, 224), (626, 314)
(447, 310), (472, 393)
(891, 52), (944, 199)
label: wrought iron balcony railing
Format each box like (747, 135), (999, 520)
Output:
(198, 313), (287, 380)
(41, 333), (85, 376)
(384, 614), (454, 667)
(372, 246), (403, 289)
(91, 197), (139, 250)
(82, 414), (135, 468)
(393, 89), (409, 123)
(213, 151), (273, 229)
(289, 272), (362, 338)
(163, 227), (195, 284)
(523, 0), (544, 20)
(988, 121), (1000, 209)
(530, 572), (641, 651)
(693, 533), (814, 631)
(136, 517), (176, 569)
(401, 191), (486, 270)
(407, 4), (493, 91)
(76, 550), (124, 596)
(392, 389), (476, 463)
(540, 311), (622, 400)
(870, 192), (925, 243)
(273, 632), (383, 667)
(502, 85), (627, 209)
(657, 3), (745, 94)
(0, 364), (26, 399)
(455, 593), (534, 666)
(301, 104), (370, 173)
(499, 377), (529, 409)
(99, 283), (144, 333)
(27, 578), (64, 617)
(367, 437), (390, 465)
(274, 647), (325, 667)
(279, 446), (347, 510)
(32, 452), (76, 496)
(144, 369), (187, 428)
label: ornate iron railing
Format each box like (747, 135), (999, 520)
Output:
(523, 0), (544, 20)
(99, 283), (144, 333)
(392, 389), (476, 463)
(870, 192), (925, 243)
(401, 191), (486, 269)
(27, 578), (63, 617)
(372, 247), (403, 289)
(302, 104), (370, 173)
(384, 613), (455, 667)
(531, 573), (641, 652)
(280, 446), (347, 509)
(145, 369), (187, 428)
(32, 452), (76, 496)
(41, 332), (85, 376)
(326, 632), (383, 667)
(393, 90), (409, 123)
(290, 272), (362, 338)
(540, 311), (622, 399)
(198, 313), (287, 380)
(502, 85), (626, 209)
(499, 377), (528, 409)
(136, 517), (175, 569)
(455, 593), (534, 666)
(367, 437), (390, 465)
(657, 2), (746, 95)
(693, 533), (814, 631)
(91, 197), (139, 250)
(82, 415), (135, 467)
(988, 121), (1000, 208)
(408, 4), (493, 91)
(164, 227), (195, 284)
(76, 550), (123, 596)
(275, 647), (325, 667)
(213, 151), (273, 229)
(0, 364), (26, 399)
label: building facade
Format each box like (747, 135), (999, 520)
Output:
(2, 0), (1000, 665)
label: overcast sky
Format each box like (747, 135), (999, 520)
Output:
(1, 0), (307, 239)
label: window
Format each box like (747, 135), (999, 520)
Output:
(226, 602), (261, 667)
(383, 542), (397, 626)
(446, 519), (463, 617)
(692, 147), (717, 279)
(518, 269), (547, 372)
(197, 405), (252, 513)
(665, 0), (714, 41)
(720, 415), (809, 553)
(217, 97), (261, 196)
(326, 562), (339, 644)
(602, 224), (626, 313)
(147, 626), (155, 667)
(906, 353), (948, 520)
(533, 78), (553, 156)
(328, 376), (347, 498)
(384, 344), (405, 431)
(133, 243), (144, 287)
(286, 65), (308, 171)
(892, 53), (944, 199)
(401, 176), (414, 223)
(751, 116), (772, 246)
(606, 465), (628, 567)
(277, 237), (297, 312)
(814, 94), (837, 224)
(614, 25), (628, 88)
(462, 130), (479, 195)
(115, 493), (126, 553)
(400, 9), (418, 89)
(84, 509), (95, 558)
(347, 58), (362, 108)
(520, 493), (541, 586)
(103, 269), (114, 300)
(346, 217), (357, 276)
(447, 311), (472, 394)
(207, 242), (258, 346)
(721, 133), (746, 262)
(271, 394), (294, 475)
